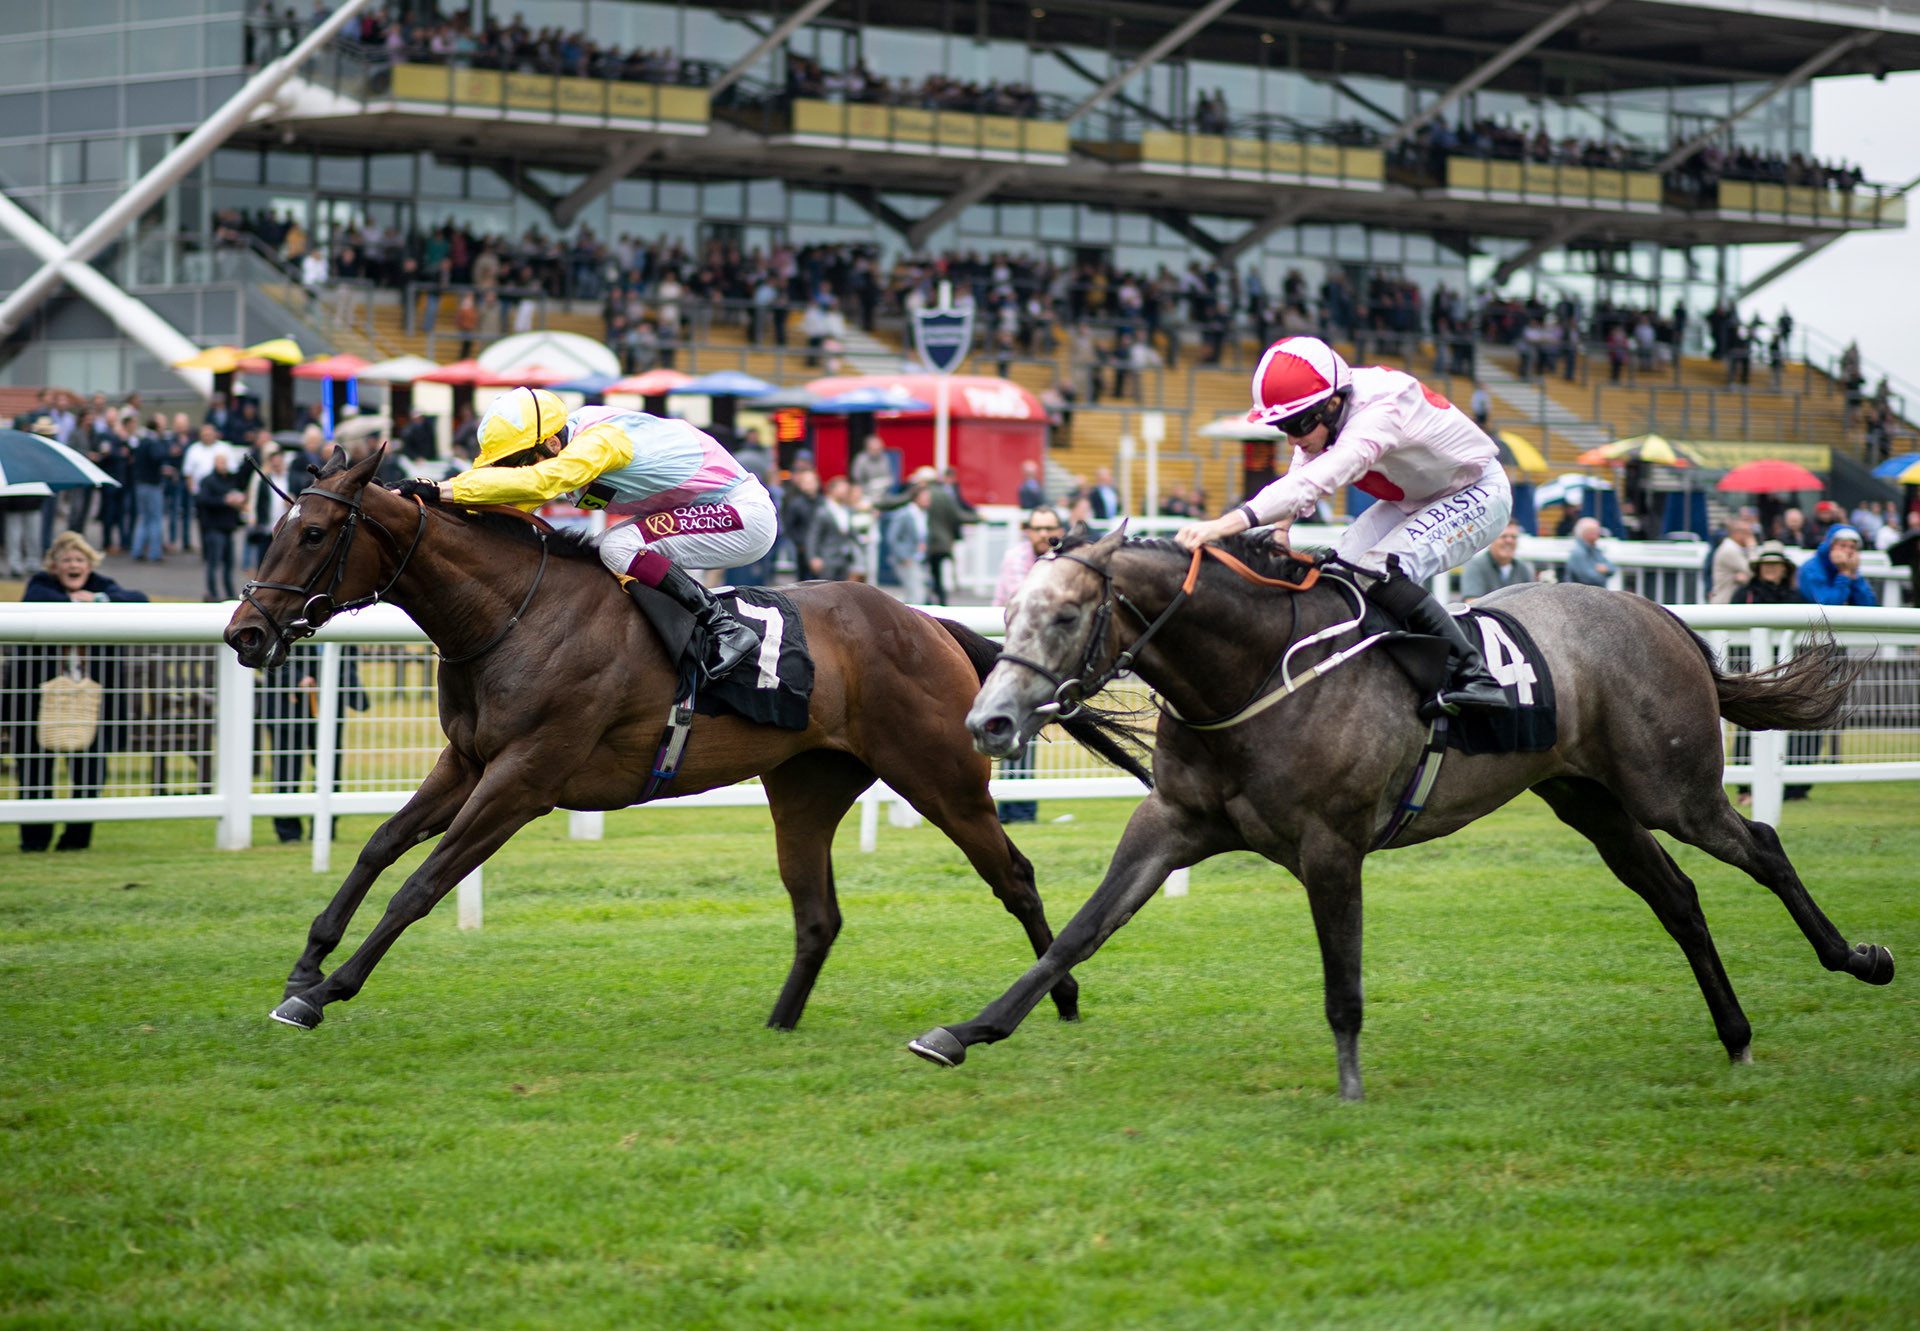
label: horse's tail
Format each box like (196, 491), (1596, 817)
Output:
(1672, 616), (1860, 732)
(934, 617), (1155, 789)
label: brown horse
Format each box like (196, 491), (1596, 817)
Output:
(222, 448), (1148, 1033)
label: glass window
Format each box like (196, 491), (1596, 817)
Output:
(0, 92), (45, 137)
(1038, 203), (1074, 241)
(789, 187), (830, 224)
(265, 150), (312, 187)
(1116, 211), (1150, 244)
(83, 137), (119, 182)
(746, 177), (782, 222)
(51, 31), (121, 83)
(1335, 225), (1367, 261)
(134, 0), (204, 17)
(419, 155), (464, 197)
(317, 155), (361, 190)
(50, 140), (83, 186)
(49, 87), (117, 133)
(138, 21), (199, 73)
(204, 17), (244, 68)
(1077, 206), (1114, 243)
(612, 179), (652, 211)
(959, 204), (994, 236)
(656, 179), (697, 214)
(65, 0), (125, 26)
(213, 147), (258, 182)
(134, 133), (171, 174)
(700, 180), (743, 217)
(997, 201), (1034, 237)
(0, 40), (45, 89)
(369, 153), (412, 193)
(467, 165), (509, 200)
(125, 78), (199, 127)
(0, 142), (44, 189)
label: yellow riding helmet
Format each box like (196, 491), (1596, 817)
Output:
(476, 386), (568, 465)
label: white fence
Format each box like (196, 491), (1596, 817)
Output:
(3, 601), (1917, 867)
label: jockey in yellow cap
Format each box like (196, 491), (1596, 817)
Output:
(401, 386), (773, 680)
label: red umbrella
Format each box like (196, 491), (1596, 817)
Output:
(417, 358), (491, 385)
(1716, 460), (1824, 494)
(291, 354), (371, 381)
(477, 362), (574, 387)
(608, 368), (694, 395)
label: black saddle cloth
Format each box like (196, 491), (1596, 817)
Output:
(625, 582), (814, 731)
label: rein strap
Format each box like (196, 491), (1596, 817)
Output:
(1161, 630), (1391, 731)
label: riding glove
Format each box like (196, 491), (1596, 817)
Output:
(397, 478), (441, 503)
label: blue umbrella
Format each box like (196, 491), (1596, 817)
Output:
(676, 370), (776, 398)
(1870, 453), (1920, 479)
(812, 386), (933, 414)
(0, 428), (120, 490)
(549, 372), (619, 395)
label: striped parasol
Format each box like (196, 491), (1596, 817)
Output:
(1576, 433), (1703, 467)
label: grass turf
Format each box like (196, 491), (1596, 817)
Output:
(2, 786), (1916, 1329)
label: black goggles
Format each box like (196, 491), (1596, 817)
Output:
(1276, 405), (1331, 438)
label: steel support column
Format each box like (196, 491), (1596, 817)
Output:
(1218, 199), (1316, 266)
(552, 141), (663, 228)
(0, 0), (377, 337)
(1737, 174), (1919, 302)
(1384, 0), (1612, 152)
(708, 0), (837, 97)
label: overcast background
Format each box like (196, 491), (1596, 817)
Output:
(1749, 71), (1920, 396)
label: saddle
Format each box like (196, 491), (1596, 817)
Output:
(624, 581), (815, 732)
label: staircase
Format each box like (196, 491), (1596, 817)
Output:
(1474, 358), (1612, 466)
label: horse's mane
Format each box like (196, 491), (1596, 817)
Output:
(1056, 528), (1321, 586)
(432, 506), (607, 563)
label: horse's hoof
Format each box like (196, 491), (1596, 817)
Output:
(1848, 943), (1895, 986)
(269, 993), (324, 1029)
(907, 1027), (966, 1068)
(1729, 1045), (1753, 1065)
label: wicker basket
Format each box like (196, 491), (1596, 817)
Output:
(38, 670), (103, 753)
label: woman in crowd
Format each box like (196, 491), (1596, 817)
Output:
(7, 532), (149, 852)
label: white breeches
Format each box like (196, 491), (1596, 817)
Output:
(599, 476), (778, 576)
(1334, 458), (1512, 584)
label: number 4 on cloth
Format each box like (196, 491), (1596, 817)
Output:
(733, 602), (785, 689)
(1476, 618), (1536, 704)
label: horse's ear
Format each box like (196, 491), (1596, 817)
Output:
(1089, 522), (1127, 561)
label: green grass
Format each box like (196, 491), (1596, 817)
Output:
(3, 787), (1917, 1330)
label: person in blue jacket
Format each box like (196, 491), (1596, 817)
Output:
(1796, 524), (1878, 606)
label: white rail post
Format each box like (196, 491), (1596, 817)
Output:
(310, 642), (342, 874)
(457, 869), (483, 930)
(214, 648), (256, 850)
(1163, 867), (1190, 897)
(859, 784), (882, 852)
(569, 811), (605, 840)
(1747, 625), (1786, 827)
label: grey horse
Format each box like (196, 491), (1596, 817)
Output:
(910, 528), (1894, 1100)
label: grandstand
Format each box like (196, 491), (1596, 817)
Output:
(3, 0), (1919, 519)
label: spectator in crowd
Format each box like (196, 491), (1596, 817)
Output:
(807, 474), (866, 581)
(991, 505), (1064, 825)
(1016, 458), (1046, 510)
(195, 451), (247, 601)
(245, 445), (296, 573)
(1734, 541), (1800, 605)
(1564, 516), (1615, 586)
(885, 483), (930, 603)
(1086, 466), (1121, 522)
(8, 532), (149, 853)
(1458, 522), (1535, 602)
(1796, 524), (1877, 606)
(1709, 516), (1756, 604)
(128, 412), (174, 563)
(1773, 506), (1816, 549)
(779, 465), (820, 584)
(920, 466), (980, 605)
(849, 434), (897, 499)
(254, 640), (368, 845)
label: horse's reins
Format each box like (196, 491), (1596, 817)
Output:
(1001, 542), (1320, 724)
(239, 470), (428, 662)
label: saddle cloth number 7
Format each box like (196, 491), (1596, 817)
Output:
(733, 601), (786, 690)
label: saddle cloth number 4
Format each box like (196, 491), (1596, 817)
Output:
(1475, 617), (1536, 705)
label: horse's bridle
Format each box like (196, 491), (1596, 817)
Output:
(239, 485), (427, 663)
(996, 542), (1322, 724)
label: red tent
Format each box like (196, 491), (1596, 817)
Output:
(478, 362), (575, 388)
(417, 359), (492, 385)
(802, 374), (1046, 505)
(291, 354), (371, 381)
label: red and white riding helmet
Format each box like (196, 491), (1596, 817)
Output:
(1248, 336), (1350, 426)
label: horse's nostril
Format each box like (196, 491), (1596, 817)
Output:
(981, 715), (1013, 739)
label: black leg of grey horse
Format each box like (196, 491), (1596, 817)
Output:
(1534, 778), (1754, 1060)
(1293, 821), (1370, 1101)
(283, 747), (479, 998)
(1638, 796), (1894, 987)
(909, 794), (1215, 1066)
(270, 766), (547, 1029)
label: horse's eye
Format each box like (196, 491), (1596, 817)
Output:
(1052, 610), (1078, 627)
(301, 526), (325, 545)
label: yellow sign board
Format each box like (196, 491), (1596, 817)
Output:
(391, 64), (449, 101)
(1592, 170), (1624, 203)
(845, 103), (888, 139)
(1523, 163), (1557, 195)
(1227, 137), (1265, 174)
(657, 87), (708, 123)
(1022, 121), (1068, 156)
(505, 73), (552, 111)
(1447, 157), (1488, 190)
(793, 99), (844, 135)
(1753, 182), (1786, 213)
(980, 115), (1021, 152)
(1688, 441), (1830, 471)
(1625, 172), (1660, 204)
(1341, 147), (1383, 181)
(936, 111), (979, 148)
(608, 83), (657, 120)
(891, 107), (935, 142)
(556, 78), (604, 116)
(450, 68), (502, 106)
(1488, 161), (1522, 193)
(1304, 144), (1340, 177)
(1188, 135), (1226, 168)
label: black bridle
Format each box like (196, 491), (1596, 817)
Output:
(994, 548), (1196, 722)
(239, 482), (427, 665)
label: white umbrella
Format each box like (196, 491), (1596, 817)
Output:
(1197, 415), (1282, 442)
(0, 429), (120, 489)
(0, 480), (53, 499)
(358, 355), (442, 385)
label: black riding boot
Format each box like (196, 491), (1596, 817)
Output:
(655, 564), (760, 681)
(1365, 571), (1509, 719)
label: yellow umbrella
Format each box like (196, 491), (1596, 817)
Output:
(1495, 429), (1550, 477)
(1576, 432), (1701, 467)
(172, 345), (246, 373)
(1896, 459), (1920, 484)
(242, 337), (305, 365)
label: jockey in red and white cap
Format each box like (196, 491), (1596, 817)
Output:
(1176, 336), (1510, 717)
